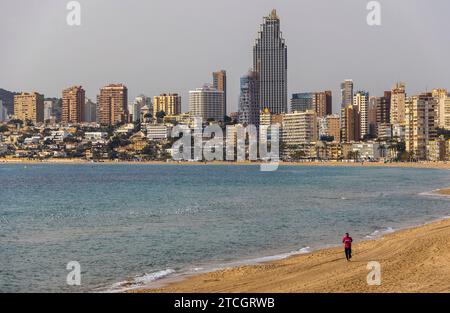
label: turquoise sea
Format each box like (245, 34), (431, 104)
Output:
(0, 164), (449, 292)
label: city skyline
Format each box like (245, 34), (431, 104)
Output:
(1, 0), (450, 113)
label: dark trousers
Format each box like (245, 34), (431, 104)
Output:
(345, 247), (352, 260)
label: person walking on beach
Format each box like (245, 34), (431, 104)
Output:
(342, 233), (353, 261)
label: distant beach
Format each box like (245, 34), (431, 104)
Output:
(135, 218), (450, 293)
(1, 158), (450, 170)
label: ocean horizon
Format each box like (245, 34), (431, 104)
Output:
(1, 164), (449, 292)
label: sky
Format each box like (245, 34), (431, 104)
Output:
(1, 0), (450, 113)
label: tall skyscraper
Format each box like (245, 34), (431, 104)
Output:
(390, 82), (406, 125)
(238, 71), (260, 127)
(353, 91), (369, 139)
(13, 92), (44, 123)
(341, 80), (354, 108)
(291, 91), (332, 117)
(405, 93), (437, 160)
(253, 9), (287, 114)
(97, 84), (128, 126)
(189, 85), (224, 122)
(153, 94), (181, 118)
(212, 70), (227, 117)
(62, 86), (85, 124)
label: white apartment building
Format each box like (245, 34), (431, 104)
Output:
(189, 85), (224, 122)
(281, 110), (318, 146)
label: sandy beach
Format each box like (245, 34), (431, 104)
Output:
(1, 158), (450, 170)
(136, 217), (450, 293)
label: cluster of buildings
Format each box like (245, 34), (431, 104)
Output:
(1, 10), (449, 162)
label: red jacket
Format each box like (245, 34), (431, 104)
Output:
(342, 236), (353, 248)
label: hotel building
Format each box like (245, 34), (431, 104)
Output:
(253, 9), (287, 114)
(189, 85), (224, 122)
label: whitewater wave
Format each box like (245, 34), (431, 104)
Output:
(365, 227), (395, 239)
(105, 269), (175, 292)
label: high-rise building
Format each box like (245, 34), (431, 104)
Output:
(213, 70), (227, 117)
(291, 91), (332, 117)
(432, 88), (448, 129)
(97, 84), (128, 126)
(445, 98), (450, 130)
(0, 100), (8, 122)
(83, 99), (97, 123)
(353, 91), (369, 139)
(62, 86), (85, 124)
(341, 80), (354, 108)
(153, 94), (181, 118)
(13, 92), (44, 123)
(253, 9), (287, 114)
(341, 105), (361, 142)
(129, 95), (151, 122)
(189, 85), (224, 122)
(238, 71), (260, 127)
(390, 82), (406, 125)
(282, 110), (318, 146)
(405, 93), (437, 160)
(43, 100), (53, 122)
(318, 114), (340, 142)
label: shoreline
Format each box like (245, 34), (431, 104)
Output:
(132, 212), (450, 293)
(1, 158), (450, 170)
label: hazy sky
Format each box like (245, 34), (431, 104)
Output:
(1, 0), (449, 113)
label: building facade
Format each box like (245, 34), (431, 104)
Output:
(238, 71), (260, 127)
(341, 105), (361, 142)
(405, 93), (437, 160)
(291, 91), (332, 117)
(353, 91), (369, 139)
(282, 110), (318, 146)
(212, 70), (227, 117)
(390, 82), (406, 125)
(97, 84), (128, 126)
(318, 114), (340, 142)
(189, 85), (224, 122)
(153, 93), (181, 118)
(253, 9), (287, 114)
(13, 92), (44, 123)
(341, 79), (354, 108)
(62, 86), (85, 124)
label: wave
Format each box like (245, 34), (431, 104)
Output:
(104, 269), (175, 293)
(365, 227), (395, 239)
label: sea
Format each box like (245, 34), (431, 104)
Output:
(0, 164), (449, 292)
